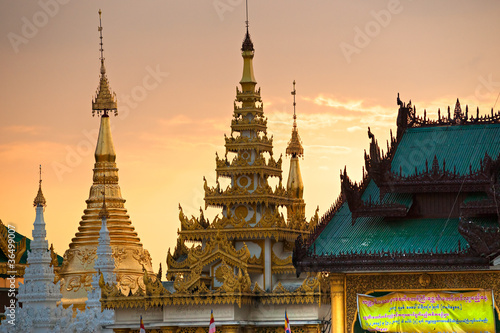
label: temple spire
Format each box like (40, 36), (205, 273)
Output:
(240, 3), (256, 91)
(92, 9), (117, 117)
(286, 81), (304, 158)
(58, 10), (154, 308)
(33, 164), (46, 207)
(286, 80), (305, 215)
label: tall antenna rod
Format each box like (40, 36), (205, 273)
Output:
(245, 0), (249, 30)
(39, 164), (42, 186)
(98, 9), (104, 65)
(291, 80), (297, 125)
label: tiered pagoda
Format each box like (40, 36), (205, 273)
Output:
(293, 96), (500, 333)
(57, 11), (154, 310)
(101, 25), (328, 333)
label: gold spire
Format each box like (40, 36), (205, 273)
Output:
(286, 80), (304, 158)
(33, 165), (46, 207)
(240, 6), (256, 92)
(92, 9), (118, 116)
(58, 11), (154, 308)
(95, 114), (116, 163)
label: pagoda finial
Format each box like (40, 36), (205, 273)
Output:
(98, 9), (104, 74)
(241, 0), (254, 52)
(92, 9), (118, 117)
(286, 80), (304, 158)
(245, 0), (249, 31)
(33, 164), (46, 207)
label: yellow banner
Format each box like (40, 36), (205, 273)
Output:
(357, 290), (495, 332)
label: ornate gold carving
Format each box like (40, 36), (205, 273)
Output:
(271, 248), (294, 274)
(217, 261), (251, 293)
(132, 248), (153, 268)
(253, 282), (265, 294)
(419, 273), (431, 287)
(272, 282), (288, 293)
(66, 273), (93, 292)
(112, 247), (127, 267)
(76, 248), (97, 269)
(344, 271), (500, 333)
(143, 269), (169, 297)
(179, 205), (209, 230)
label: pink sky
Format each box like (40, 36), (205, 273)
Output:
(1, 1), (500, 270)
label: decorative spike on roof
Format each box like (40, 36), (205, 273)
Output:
(286, 80), (304, 158)
(33, 165), (46, 207)
(92, 9), (117, 117)
(454, 98), (462, 119)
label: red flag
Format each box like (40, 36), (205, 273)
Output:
(140, 315), (146, 333)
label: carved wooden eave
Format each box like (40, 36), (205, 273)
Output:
(340, 168), (408, 223)
(377, 154), (500, 196)
(458, 218), (500, 258)
(460, 199), (500, 217)
(293, 246), (490, 275)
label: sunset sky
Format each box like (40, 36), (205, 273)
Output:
(2, 1), (500, 270)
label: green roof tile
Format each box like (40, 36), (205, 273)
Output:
(313, 123), (500, 256)
(392, 124), (500, 176)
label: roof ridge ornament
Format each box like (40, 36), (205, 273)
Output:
(92, 9), (118, 117)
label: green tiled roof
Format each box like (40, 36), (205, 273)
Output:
(392, 124), (500, 176)
(313, 123), (500, 256)
(313, 180), (468, 255)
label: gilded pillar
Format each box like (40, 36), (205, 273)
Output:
(330, 274), (345, 333)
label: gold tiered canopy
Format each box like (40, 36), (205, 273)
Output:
(57, 10), (154, 310)
(100, 25), (327, 333)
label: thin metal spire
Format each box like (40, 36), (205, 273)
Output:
(245, 0), (249, 30)
(39, 164), (42, 187)
(291, 80), (297, 127)
(98, 9), (104, 68)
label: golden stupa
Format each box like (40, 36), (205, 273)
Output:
(57, 11), (154, 309)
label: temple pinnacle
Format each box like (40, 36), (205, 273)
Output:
(241, 0), (253, 52)
(33, 165), (46, 207)
(286, 80), (304, 158)
(92, 9), (118, 117)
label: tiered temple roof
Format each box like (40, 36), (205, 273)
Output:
(294, 96), (500, 273)
(101, 27), (326, 317)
